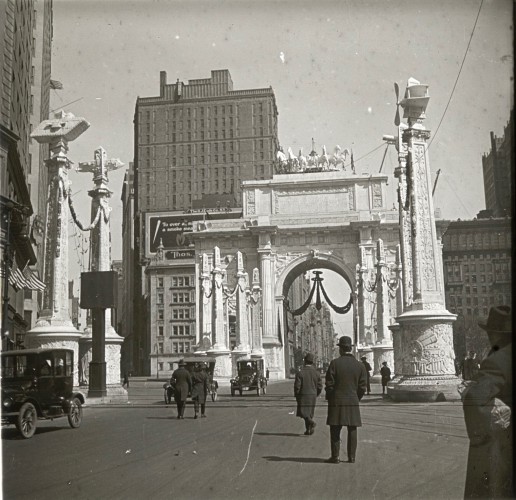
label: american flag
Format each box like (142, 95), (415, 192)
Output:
(50, 79), (63, 90)
(4, 263), (46, 291)
(22, 264), (46, 291)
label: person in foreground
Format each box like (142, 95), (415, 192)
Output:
(294, 352), (323, 435)
(191, 363), (209, 419)
(171, 360), (192, 419)
(325, 335), (367, 464)
(462, 305), (513, 498)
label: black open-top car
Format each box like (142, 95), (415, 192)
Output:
(1, 348), (85, 438)
(230, 359), (267, 396)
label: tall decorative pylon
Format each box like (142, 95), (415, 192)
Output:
(26, 110), (90, 387)
(371, 239), (394, 375)
(207, 247), (232, 380)
(249, 268), (263, 358)
(388, 78), (458, 401)
(76, 147), (126, 398)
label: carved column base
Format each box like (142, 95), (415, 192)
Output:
(387, 374), (461, 402)
(207, 350), (232, 384)
(387, 309), (460, 402)
(263, 345), (285, 381)
(26, 325), (82, 387)
(83, 386), (129, 405)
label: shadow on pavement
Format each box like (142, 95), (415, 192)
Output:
(255, 432), (302, 437)
(1, 426), (63, 440)
(263, 456), (328, 464)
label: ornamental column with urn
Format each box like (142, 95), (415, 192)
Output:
(387, 78), (458, 402)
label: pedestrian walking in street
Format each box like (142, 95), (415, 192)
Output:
(380, 361), (391, 395)
(461, 351), (480, 381)
(171, 360), (192, 419)
(266, 368), (270, 380)
(462, 306), (513, 498)
(294, 352), (323, 436)
(360, 356), (372, 394)
(325, 336), (367, 464)
(122, 372), (129, 389)
(191, 363), (209, 419)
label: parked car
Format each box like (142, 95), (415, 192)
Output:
(230, 359), (267, 396)
(1, 348), (85, 439)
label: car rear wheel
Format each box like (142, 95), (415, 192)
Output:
(67, 397), (82, 429)
(16, 402), (37, 439)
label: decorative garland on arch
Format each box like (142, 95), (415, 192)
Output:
(287, 271), (353, 316)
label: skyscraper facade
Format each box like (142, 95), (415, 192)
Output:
(482, 111), (513, 217)
(131, 69), (279, 374)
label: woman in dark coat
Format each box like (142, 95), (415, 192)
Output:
(325, 336), (367, 463)
(171, 360), (192, 419)
(191, 363), (209, 418)
(294, 352), (323, 435)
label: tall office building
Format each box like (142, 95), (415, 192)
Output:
(482, 111), (513, 217)
(131, 69), (279, 374)
(134, 69), (279, 213)
(1, 0), (53, 348)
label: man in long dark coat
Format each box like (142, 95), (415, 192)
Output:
(191, 363), (209, 419)
(360, 356), (372, 395)
(463, 306), (512, 498)
(171, 360), (192, 419)
(294, 352), (323, 435)
(325, 336), (367, 464)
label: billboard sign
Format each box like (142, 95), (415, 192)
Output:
(145, 209), (242, 260)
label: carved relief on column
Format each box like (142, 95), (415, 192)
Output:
(375, 239), (391, 344)
(247, 190), (256, 215)
(356, 246), (367, 345)
(211, 247), (227, 351)
(200, 253), (212, 344)
(235, 252), (250, 351)
(249, 268), (263, 356)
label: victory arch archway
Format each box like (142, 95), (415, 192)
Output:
(274, 252), (356, 376)
(191, 170), (403, 381)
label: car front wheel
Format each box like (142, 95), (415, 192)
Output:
(16, 402), (37, 439)
(67, 397), (82, 429)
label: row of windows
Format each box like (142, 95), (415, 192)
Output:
(155, 342), (192, 360)
(142, 165), (240, 181)
(143, 102), (268, 123)
(157, 276), (193, 288)
(445, 232), (510, 249)
(156, 292), (195, 304)
(444, 252), (508, 261)
(156, 325), (192, 337)
(157, 308), (194, 320)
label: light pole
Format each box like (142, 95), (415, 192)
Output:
(154, 343), (159, 380)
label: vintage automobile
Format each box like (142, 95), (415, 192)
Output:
(230, 359), (267, 396)
(1, 348), (85, 439)
(164, 356), (218, 403)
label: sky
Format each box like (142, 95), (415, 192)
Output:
(49, 0), (513, 330)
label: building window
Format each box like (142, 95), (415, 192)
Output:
(159, 343), (164, 354)
(158, 326), (164, 337)
(158, 277), (164, 287)
(158, 310), (164, 320)
(157, 293), (163, 304)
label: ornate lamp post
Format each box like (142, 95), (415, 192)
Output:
(26, 111), (90, 387)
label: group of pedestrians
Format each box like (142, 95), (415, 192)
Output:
(292, 304), (512, 496)
(170, 360), (210, 419)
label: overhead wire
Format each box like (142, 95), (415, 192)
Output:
(428, 0), (484, 150)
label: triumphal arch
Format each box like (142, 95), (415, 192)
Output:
(190, 166), (406, 381)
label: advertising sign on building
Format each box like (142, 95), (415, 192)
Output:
(145, 209), (242, 260)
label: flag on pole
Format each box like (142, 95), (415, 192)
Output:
(350, 149), (356, 175)
(50, 79), (64, 90)
(22, 264), (46, 291)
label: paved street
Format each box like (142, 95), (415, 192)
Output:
(2, 379), (469, 500)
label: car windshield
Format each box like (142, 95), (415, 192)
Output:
(1, 355), (37, 379)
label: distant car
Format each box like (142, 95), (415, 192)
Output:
(1, 348), (85, 439)
(230, 359), (267, 396)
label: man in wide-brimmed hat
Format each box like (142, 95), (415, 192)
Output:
(294, 352), (323, 436)
(324, 336), (367, 464)
(171, 359), (192, 419)
(462, 306), (512, 498)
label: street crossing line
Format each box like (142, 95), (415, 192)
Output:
(239, 419), (258, 476)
